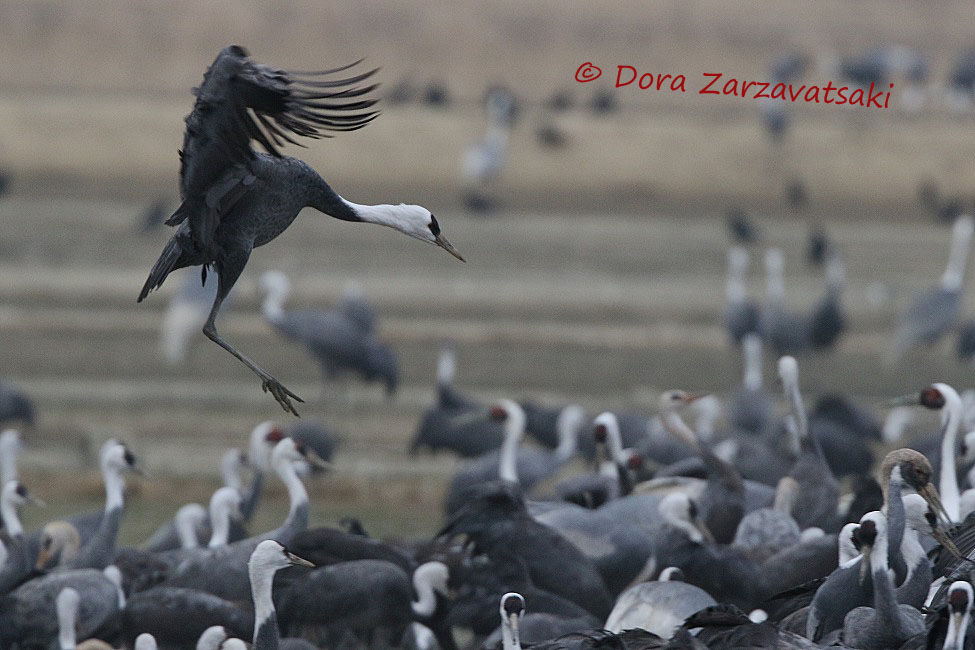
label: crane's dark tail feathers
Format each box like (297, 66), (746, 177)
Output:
(137, 236), (186, 302)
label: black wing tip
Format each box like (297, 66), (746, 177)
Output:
(287, 57), (368, 77)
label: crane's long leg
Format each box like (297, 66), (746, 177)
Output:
(202, 258), (303, 416)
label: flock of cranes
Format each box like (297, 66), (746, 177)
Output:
(2, 39), (975, 649)
(9, 355), (975, 647)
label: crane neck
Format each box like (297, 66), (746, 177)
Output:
(306, 172), (429, 236)
(261, 286), (287, 325)
(942, 216), (974, 291)
(174, 504), (203, 550)
(742, 335), (763, 391)
(868, 517), (914, 639)
(0, 486), (22, 537)
(772, 477), (799, 515)
(661, 409), (702, 455)
(602, 416), (626, 465)
(221, 451), (245, 493)
(553, 406), (582, 465)
(898, 520), (925, 580)
(57, 596), (77, 650)
(436, 347), (456, 387)
(273, 455), (308, 529)
(884, 467), (907, 584)
(103, 462), (126, 513)
(105, 566), (126, 609)
(0, 431), (20, 485)
(411, 565), (440, 618)
(781, 372), (807, 458)
(726, 248), (748, 303)
(937, 383), (963, 523)
(208, 496), (233, 549)
(498, 410), (526, 484)
(765, 251), (786, 304)
(249, 561), (280, 650)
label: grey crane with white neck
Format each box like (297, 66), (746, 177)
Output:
(248, 539), (314, 650)
(893, 214), (974, 359)
(444, 400), (584, 516)
(0, 566), (121, 647)
(260, 270), (399, 397)
(840, 511), (925, 649)
(778, 356), (839, 530)
(0, 480), (43, 594)
(57, 440), (138, 571)
(136, 45), (463, 415)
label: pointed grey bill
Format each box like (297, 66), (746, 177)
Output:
(286, 550), (314, 568)
(435, 234), (465, 262)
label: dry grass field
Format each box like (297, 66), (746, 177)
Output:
(0, 1), (974, 543)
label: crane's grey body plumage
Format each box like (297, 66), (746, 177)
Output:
(604, 579), (717, 638)
(0, 569), (119, 648)
(120, 586), (253, 648)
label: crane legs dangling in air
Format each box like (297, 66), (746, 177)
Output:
(201, 257), (302, 416)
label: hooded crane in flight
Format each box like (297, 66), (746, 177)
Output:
(136, 45), (464, 414)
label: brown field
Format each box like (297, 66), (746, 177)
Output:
(0, 1), (974, 543)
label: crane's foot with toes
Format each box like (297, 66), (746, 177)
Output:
(260, 376), (304, 416)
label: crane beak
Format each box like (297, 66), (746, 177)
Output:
(435, 234), (466, 262)
(26, 494), (46, 508)
(35, 548), (52, 571)
(886, 393), (919, 407)
(303, 449), (331, 471)
(918, 483), (956, 528)
(682, 392), (709, 405)
(448, 410), (487, 427)
(286, 550), (315, 568)
(693, 518), (716, 545)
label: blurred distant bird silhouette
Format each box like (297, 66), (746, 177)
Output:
(260, 270), (399, 397)
(0, 381), (34, 428)
(893, 214), (974, 359)
(726, 207), (760, 244)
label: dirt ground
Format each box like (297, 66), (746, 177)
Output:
(0, 2), (974, 542)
